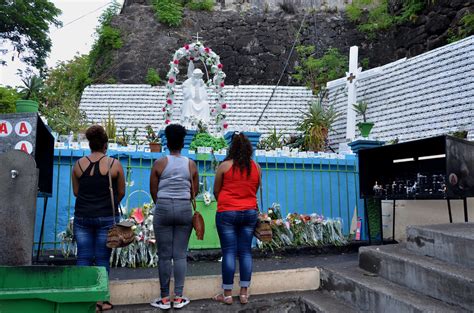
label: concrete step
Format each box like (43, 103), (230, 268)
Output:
(406, 223), (474, 268)
(109, 291), (358, 313)
(110, 268), (320, 305)
(359, 244), (474, 311)
(320, 260), (468, 313)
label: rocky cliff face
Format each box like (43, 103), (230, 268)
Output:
(99, 0), (472, 85)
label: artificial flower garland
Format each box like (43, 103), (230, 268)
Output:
(164, 41), (228, 132)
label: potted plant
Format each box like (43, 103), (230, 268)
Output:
(16, 75), (43, 113)
(352, 101), (374, 138)
(145, 125), (161, 152)
(297, 92), (340, 152)
(103, 107), (117, 142)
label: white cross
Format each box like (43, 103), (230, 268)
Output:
(345, 46), (362, 141)
(193, 33), (201, 43)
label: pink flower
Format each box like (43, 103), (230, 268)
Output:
(184, 44), (190, 50)
(173, 59), (179, 64)
(162, 107), (166, 112)
(220, 82), (225, 88)
(189, 56), (195, 61)
(221, 103), (227, 109)
(223, 123), (228, 129)
(205, 47), (210, 53)
(166, 99), (173, 104)
(211, 109), (215, 113)
(168, 78), (175, 84)
(131, 208), (144, 224)
(165, 119), (171, 124)
(217, 63), (223, 69)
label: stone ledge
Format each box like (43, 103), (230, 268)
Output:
(110, 267), (320, 305)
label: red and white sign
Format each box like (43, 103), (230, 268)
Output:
(0, 120), (13, 137)
(14, 121), (33, 137)
(15, 140), (33, 154)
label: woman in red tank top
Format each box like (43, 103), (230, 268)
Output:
(212, 132), (260, 305)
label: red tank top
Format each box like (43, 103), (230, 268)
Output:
(217, 160), (259, 212)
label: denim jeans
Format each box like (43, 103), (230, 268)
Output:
(153, 198), (193, 298)
(73, 215), (118, 273)
(216, 209), (258, 290)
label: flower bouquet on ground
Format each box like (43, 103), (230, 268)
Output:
(110, 203), (158, 268)
(57, 217), (76, 258)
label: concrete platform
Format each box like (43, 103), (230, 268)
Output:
(320, 260), (468, 313)
(109, 253), (357, 306)
(406, 223), (474, 268)
(108, 291), (357, 313)
(359, 244), (474, 311)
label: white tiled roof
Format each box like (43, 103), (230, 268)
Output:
(326, 36), (474, 148)
(79, 84), (315, 139)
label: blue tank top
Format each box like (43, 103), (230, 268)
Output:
(157, 155), (191, 200)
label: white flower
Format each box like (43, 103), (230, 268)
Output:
(203, 191), (212, 206)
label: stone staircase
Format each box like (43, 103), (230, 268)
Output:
(319, 223), (474, 312)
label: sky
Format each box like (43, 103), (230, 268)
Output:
(0, 0), (123, 87)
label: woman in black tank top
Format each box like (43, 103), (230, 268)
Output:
(71, 125), (125, 312)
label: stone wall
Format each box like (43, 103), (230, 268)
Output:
(99, 0), (472, 85)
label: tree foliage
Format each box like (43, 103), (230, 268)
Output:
(293, 46), (347, 94)
(89, 0), (123, 81)
(152, 0), (184, 27)
(0, 86), (20, 114)
(0, 0), (62, 69)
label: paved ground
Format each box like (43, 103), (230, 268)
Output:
(109, 252), (358, 281)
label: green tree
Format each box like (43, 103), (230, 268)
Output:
(293, 46), (347, 94)
(40, 54), (91, 134)
(42, 54), (91, 107)
(0, 86), (20, 113)
(0, 0), (62, 69)
(146, 68), (161, 86)
(89, 0), (123, 81)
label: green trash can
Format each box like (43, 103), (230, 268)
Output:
(0, 266), (109, 313)
(188, 200), (221, 249)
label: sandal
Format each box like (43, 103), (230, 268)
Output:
(96, 301), (113, 311)
(212, 294), (233, 305)
(239, 293), (249, 304)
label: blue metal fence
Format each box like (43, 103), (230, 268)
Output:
(34, 149), (364, 253)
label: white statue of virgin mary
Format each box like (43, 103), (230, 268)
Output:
(181, 62), (210, 127)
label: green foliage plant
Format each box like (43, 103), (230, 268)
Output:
(146, 68), (162, 86)
(297, 91), (340, 151)
(103, 108), (117, 141)
(89, 0), (123, 80)
(0, 86), (20, 113)
(259, 127), (285, 150)
(352, 101), (368, 122)
(19, 75), (44, 101)
(152, 0), (183, 27)
(40, 102), (89, 135)
(189, 132), (227, 152)
(0, 0), (62, 69)
(145, 125), (161, 144)
(117, 127), (130, 146)
(293, 46), (347, 95)
(448, 13), (474, 43)
(187, 0), (214, 11)
(346, 0), (430, 37)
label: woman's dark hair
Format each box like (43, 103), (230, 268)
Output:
(165, 124), (187, 151)
(86, 125), (108, 151)
(225, 132), (253, 176)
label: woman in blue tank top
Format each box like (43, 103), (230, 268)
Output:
(149, 124), (199, 310)
(71, 125), (125, 311)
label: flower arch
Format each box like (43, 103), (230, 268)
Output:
(163, 41), (228, 132)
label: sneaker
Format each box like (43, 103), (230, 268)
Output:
(150, 297), (171, 310)
(173, 296), (190, 309)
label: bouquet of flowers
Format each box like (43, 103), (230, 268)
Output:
(57, 217), (76, 258)
(110, 203), (159, 268)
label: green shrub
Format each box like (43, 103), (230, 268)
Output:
(0, 86), (20, 114)
(448, 13), (474, 43)
(189, 132), (227, 151)
(187, 0), (214, 11)
(152, 0), (183, 27)
(146, 68), (162, 86)
(293, 46), (347, 94)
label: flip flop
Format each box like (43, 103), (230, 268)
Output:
(101, 301), (113, 311)
(239, 294), (249, 304)
(212, 294), (233, 305)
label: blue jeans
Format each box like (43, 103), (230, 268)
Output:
(216, 210), (258, 290)
(73, 215), (118, 273)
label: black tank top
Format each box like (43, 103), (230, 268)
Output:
(74, 156), (119, 218)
